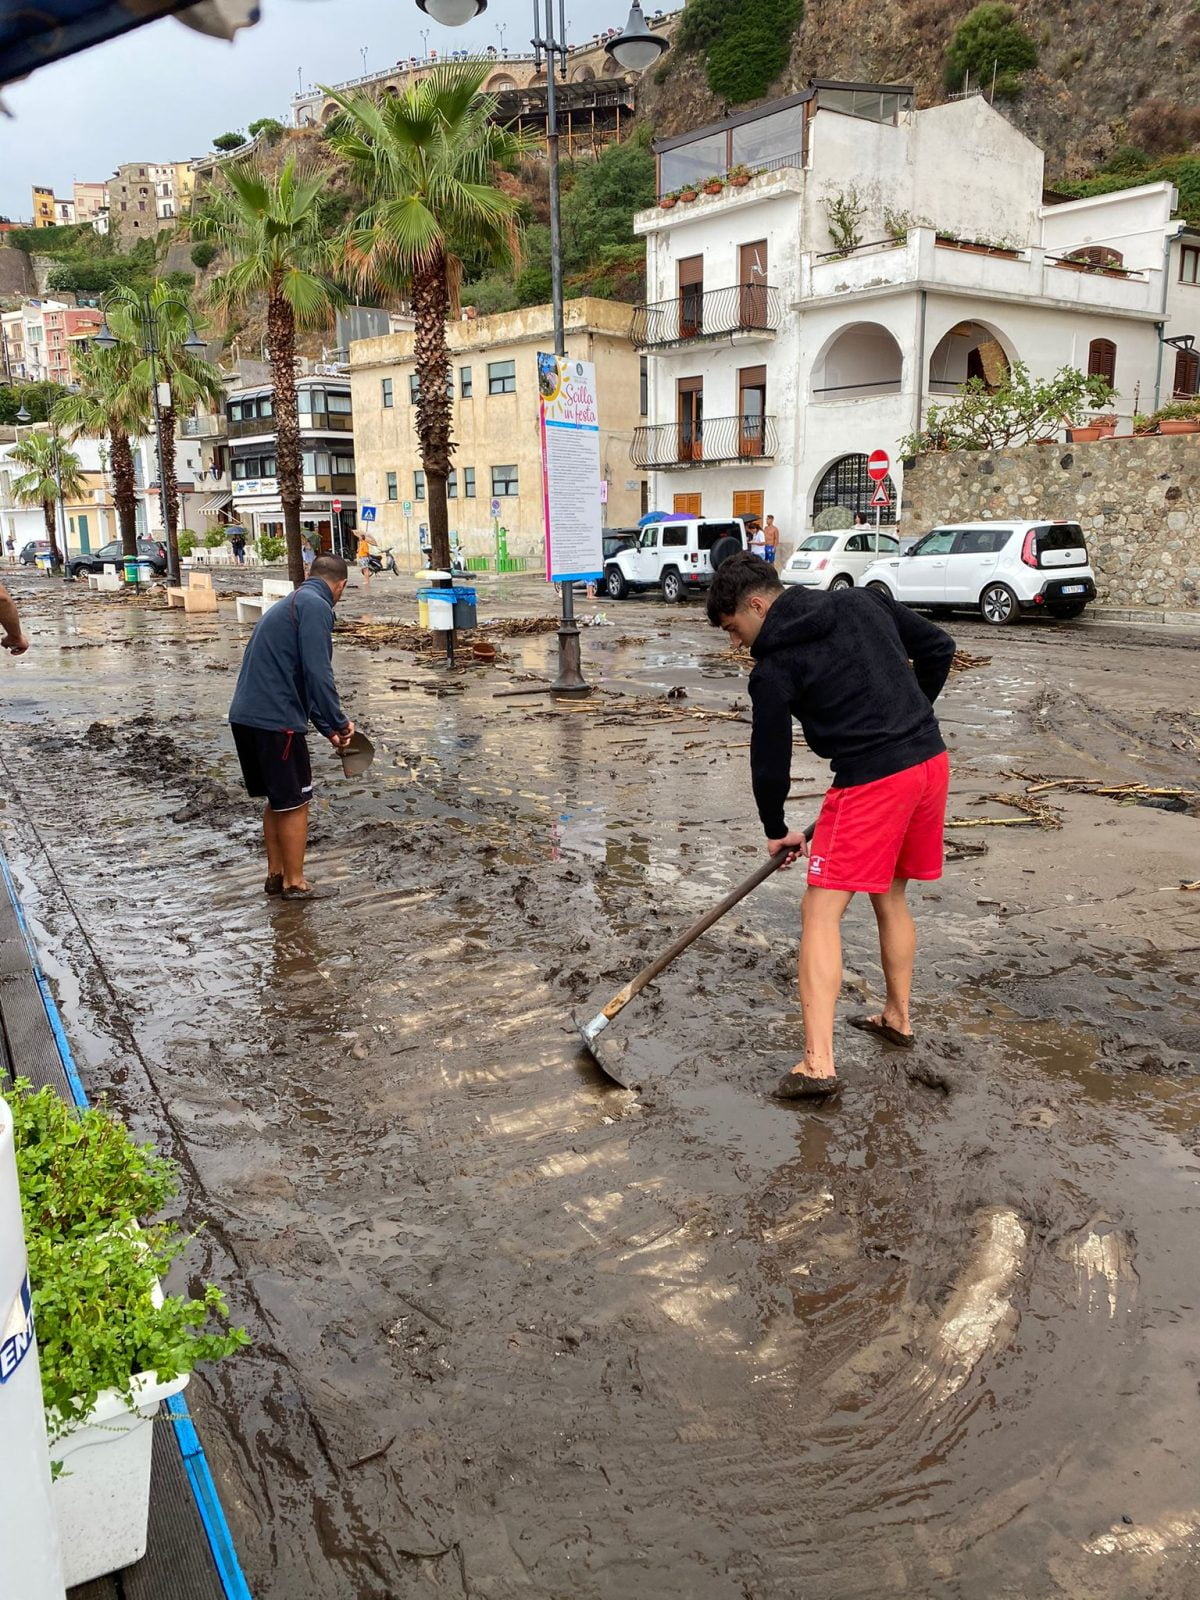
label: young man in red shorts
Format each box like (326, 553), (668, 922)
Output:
(707, 551), (956, 1099)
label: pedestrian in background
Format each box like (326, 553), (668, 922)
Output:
(5, 534), (15, 566)
(230, 528), (247, 565)
(763, 514), (780, 563)
(357, 530), (373, 587)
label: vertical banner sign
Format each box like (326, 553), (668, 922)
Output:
(539, 353), (603, 583)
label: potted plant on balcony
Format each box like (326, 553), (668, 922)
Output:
(677, 184), (699, 203)
(10, 1079), (248, 1588)
(658, 190), (679, 210)
(728, 164), (752, 188)
(1133, 412), (1158, 436)
(1151, 400), (1200, 434)
(702, 175), (724, 196)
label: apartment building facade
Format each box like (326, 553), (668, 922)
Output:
(634, 85), (1186, 545)
(349, 298), (644, 563)
(73, 182), (108, 225)
(30, 186), (55, 227)
(226, 372), (358, 550)
(43, 306), (104, 385)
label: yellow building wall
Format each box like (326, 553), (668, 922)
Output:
(349, 298), (645, 564)
(31, 187), (55, 228)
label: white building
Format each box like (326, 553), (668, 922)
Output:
(633, 83), (1191, 543)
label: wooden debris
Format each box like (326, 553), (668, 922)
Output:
(950, 649), (991, 674)
(947, 792), (1063, 829)
(1181, 880), (1200, 892)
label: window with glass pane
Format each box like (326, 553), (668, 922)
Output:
(659, 131), (727, 194)
(333, 455), (355, 475)
(298, 390), (313, 415)
(492, 463), (519, 495)
(730, 106), (806, 170)
(488, 359), (516, 394)
(1179, 245), (1200, 285)
(414, 470), (426, 500)
(327, 391), (352, 414)
(409, 373), (420, 403)
(314, 451), (331, 475)
(263, 456), (277, 478)
(302, 452), (315, 476)
(448, 470), (458, 498)
(387, 471), (398, 500)
(460, 366), (473, 398)
(382, 378), (393, 408)
(463, 467), (476, 497)
(259, 396), (273, 418)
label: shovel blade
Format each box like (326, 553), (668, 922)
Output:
(339, 730), (375, 778)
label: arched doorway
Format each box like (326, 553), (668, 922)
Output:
(812, 322), (904, 400)
(486, 73), (518, 90)
(812, 454), (898, 523)
(928, 320), (1013, 394)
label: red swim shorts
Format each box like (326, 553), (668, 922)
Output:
(806, 752), (950, 895)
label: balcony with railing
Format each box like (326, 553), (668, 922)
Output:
(631, 414), (778, 469)
(180, 414), (224, 439)
(633, 284), (781, 349)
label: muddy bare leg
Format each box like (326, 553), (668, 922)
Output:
(273, 804), (310, 892)
(794, 887), (854, 1079)
(868, 877), (915, 1034)
(262, 805), (284, 879)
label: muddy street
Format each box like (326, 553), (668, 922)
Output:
(2, 572), (1199, 1600)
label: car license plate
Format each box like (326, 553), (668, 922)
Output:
(797, 559), (810, 569)
(1061, 584), (1084, 595)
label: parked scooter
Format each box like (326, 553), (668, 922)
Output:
(365, 547), (399, 575)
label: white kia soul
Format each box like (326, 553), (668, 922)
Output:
(858, 520), (1097, 624)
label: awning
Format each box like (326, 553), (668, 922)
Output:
(1, 2), (260, 88)
(197, 491), (232, 516)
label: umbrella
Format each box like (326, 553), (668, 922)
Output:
(638, 511), (670, 526)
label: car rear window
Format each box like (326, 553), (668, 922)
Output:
(799, 535), (837, 551)
(698, 522), (740, 550)
(1035, 522), (1086, 551)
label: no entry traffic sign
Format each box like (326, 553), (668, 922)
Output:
(867, 449), (890, 483)
(332, 498), (342, 513)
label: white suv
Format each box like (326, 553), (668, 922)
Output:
(604, 518), (747, 603)
(859, 520), (1097, 624)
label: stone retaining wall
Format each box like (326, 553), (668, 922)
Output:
(902, 434), (1200, 611)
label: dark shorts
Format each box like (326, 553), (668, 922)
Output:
(231, 724), (313, 813)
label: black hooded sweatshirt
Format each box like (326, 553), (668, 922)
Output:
(747, 584), (956, 838)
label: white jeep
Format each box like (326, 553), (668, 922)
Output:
(603, 518), (748, 603)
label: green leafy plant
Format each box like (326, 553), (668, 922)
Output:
(1151, 398), (1200, 422)
(178, 530), (198, 557)
(1132, 412), (1156, 433)
(247, 117), (286, 143)
(256, 533), (286, 562)
(883, 206), (912, 244)
(677, 0), (803, 106)
(203, 526), (227, 549)
(944, 3), (1038, 98)
(9, 1081), (247, 1445)
(900, 363), (1115, 453)
(189, 241), (217, 271)
(213, 131), (246, 152)
(824, 186), (866, 257)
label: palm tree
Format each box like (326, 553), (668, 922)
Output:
(326, 62), (534, 572)
(54, 344), (150, 559)
(9, 430), (87, 567)
(192, 158), (343, 587)
(104, 285), (224, 581)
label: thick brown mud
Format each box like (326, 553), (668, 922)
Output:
(2, 572), (1199, 1599)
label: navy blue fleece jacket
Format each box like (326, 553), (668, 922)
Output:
(229, 578), (348, 737)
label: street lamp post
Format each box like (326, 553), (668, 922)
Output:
(415, 0), (667, 693)
(93, 291), (207, 587)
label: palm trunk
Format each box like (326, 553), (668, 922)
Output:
(413, 258), (454, 573)
(42, 498), (61, 565)
(268, 284), (305, 589)
(160, 402), (181, 579)
(110, 432), (139, 557)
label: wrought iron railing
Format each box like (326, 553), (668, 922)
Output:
(630, 414), (779, 469)
(632, 284), (781, 348)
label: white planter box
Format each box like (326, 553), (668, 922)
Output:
(52, 1363), (189, 1587)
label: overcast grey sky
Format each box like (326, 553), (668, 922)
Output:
(0, 0), (636, 219)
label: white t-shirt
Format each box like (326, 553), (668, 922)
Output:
(750, 529), (767, 554)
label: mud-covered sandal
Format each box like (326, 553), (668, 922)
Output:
(773, 1068), (841, 1100)
(848, 1015), (915, 1049)
(264, 873), (283, 896)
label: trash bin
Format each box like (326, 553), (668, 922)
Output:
(123, 558), (139, 585)
(452, 586), (477, 629)
(135, 561), (153, 586)
(426, 591), (454, 631)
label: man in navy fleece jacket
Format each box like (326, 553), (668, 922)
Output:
(229, 555), (354, 901)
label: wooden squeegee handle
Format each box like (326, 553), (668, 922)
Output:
(598, 823), (816, 1025)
